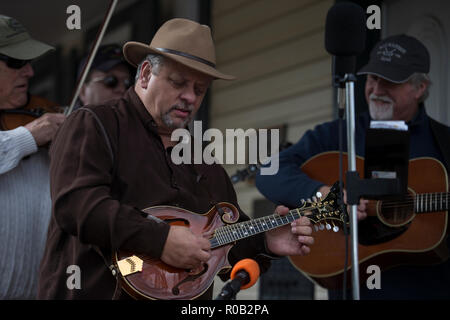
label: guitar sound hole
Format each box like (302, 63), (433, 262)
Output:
(378, 194), (415, 227)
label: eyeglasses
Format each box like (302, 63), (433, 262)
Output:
(90, 75), (132, 89)
(0, 54), (31, 69)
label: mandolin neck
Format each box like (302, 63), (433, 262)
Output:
(209, 182), (343, 249)
(209, 209), (304, 249)
(415, 192), (450, 213)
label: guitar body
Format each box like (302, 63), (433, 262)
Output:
(288, 152), (449, 289)
(114, 203), (240, 300)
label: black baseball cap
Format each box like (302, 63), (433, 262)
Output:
(357, 34), (430, 83)
(78, 44), (129, 77)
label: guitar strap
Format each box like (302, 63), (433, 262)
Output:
(429, 117), (450, 183)
(79, 107), (123, 299)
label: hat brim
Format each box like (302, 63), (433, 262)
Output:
(0, 38), (54, 60)
(123, 41), (235, 80)
(357, 62), (414, 84)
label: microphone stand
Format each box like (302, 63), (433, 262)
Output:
(343, 73), (360, 300)
(215, 272), (249, 300)
(333, 54), (358, 299)
(337, 73), (408, 300)
(336, 83), (349, 300)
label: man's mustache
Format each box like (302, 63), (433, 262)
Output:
(369, 93), (393, 104)
(170, 103), (194, 113)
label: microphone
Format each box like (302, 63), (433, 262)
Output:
(325, 2), (366, 84)
(325, 2), (366, 57)
(215, 258), (260, 300)
(325, 2), (366, 116)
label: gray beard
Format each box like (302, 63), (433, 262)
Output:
(161, 104), (193, 129)
(162, 113), (190, 129)
(368, 94), (394, 120)
(369, 102), (394, 120)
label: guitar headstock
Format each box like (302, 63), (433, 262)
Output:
(298, 181), (348, 232)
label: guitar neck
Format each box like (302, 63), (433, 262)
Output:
(415, 192), (450, 213)
(210, 208), (305, 249)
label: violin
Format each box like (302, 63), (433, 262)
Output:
(0, 95), (61, 130)
(0, 0), (119, 131)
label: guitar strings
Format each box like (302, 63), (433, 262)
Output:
(367, 193), (449, 209)
(376, 200), (449, 208)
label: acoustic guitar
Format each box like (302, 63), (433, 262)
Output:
(288, 152), (449, 289)
(113, 183), (346, 300)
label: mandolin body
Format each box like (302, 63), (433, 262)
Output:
(114, 203), (239, 300)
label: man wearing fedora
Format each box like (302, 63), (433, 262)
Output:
(0, 15), (65, 299)
(256, 34), (450, 299)
(37, 18), (314, 299)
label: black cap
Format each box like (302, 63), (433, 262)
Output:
(357, 34), (430, 83)
(78, 43), (128, 77)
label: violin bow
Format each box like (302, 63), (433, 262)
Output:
(65, 0), (119, 116)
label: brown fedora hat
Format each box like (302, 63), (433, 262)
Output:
(123, 18), (235, 80)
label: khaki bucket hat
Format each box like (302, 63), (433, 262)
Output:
(0, 15), (54, 60)
(123, 18), (235, 80)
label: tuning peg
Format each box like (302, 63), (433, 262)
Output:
(326, 223), (332, 230)
(316, 191), (322, 199)
(312, 196), (317, 203)
(314, 225), (319, 232)
(319, 223), (325, 230)
(331, 221), (339, 232)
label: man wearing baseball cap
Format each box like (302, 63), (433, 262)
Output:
(256, 34), (450, 299)
(37, 18), (314, 299)
(0, 15), (65, 299)
(76, 44), (134, 108)
(358, 34), (432, 122)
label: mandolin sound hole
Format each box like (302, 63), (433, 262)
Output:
(377, 192), (415, 227)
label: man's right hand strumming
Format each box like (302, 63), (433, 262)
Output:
(160, 225), (212, 270)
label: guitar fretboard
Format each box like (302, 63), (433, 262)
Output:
(415, 192), (450, 213)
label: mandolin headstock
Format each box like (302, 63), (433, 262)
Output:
(298, 181), (348, 232)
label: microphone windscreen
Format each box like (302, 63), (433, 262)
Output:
(230, 258), (260, 289)
(325, 2), (366, 56)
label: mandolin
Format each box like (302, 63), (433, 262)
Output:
(113, 182), (346, 300)
(288, 152), (449, 289)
